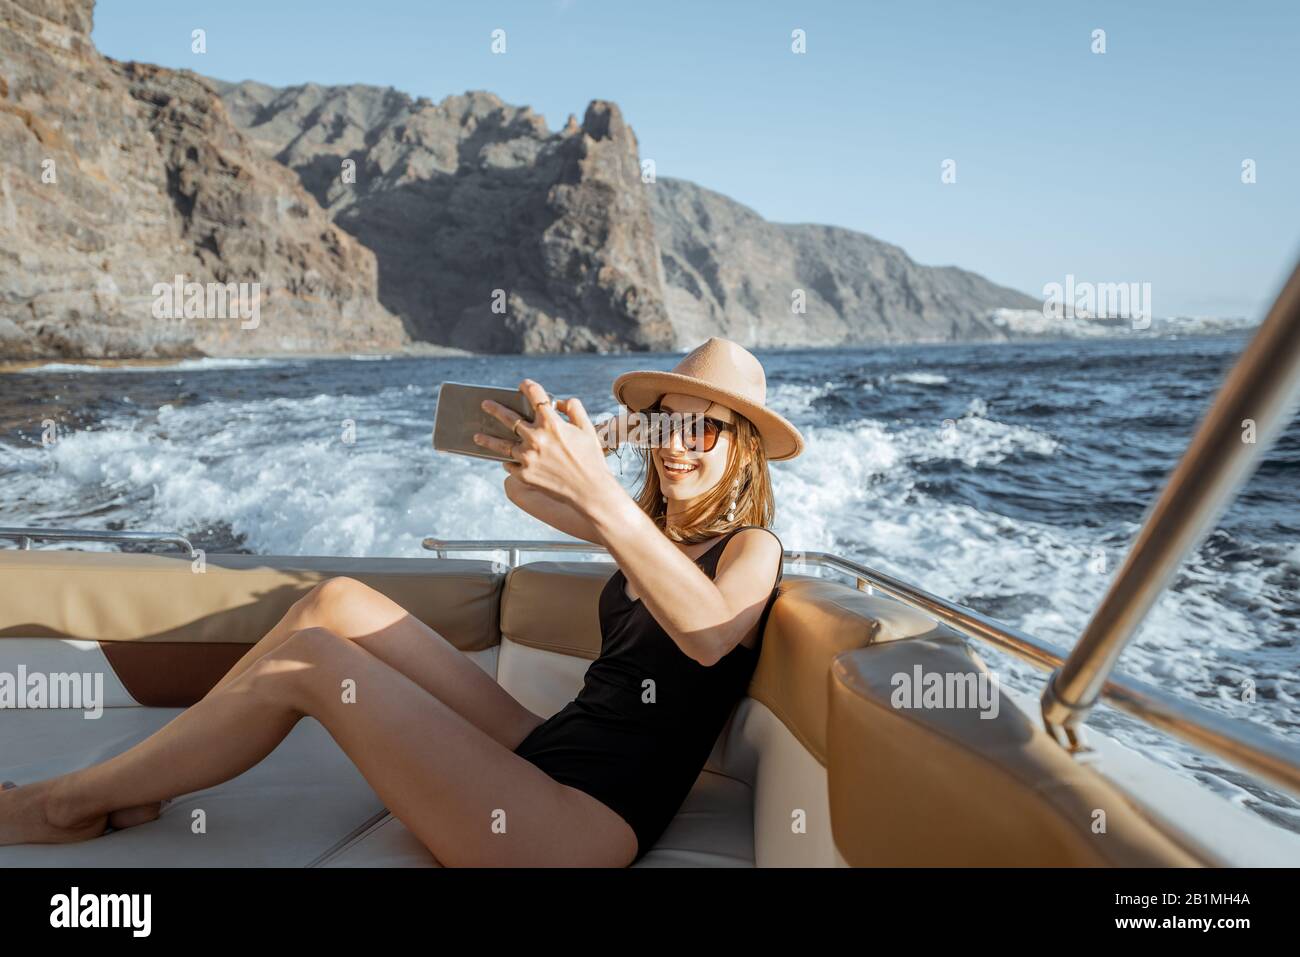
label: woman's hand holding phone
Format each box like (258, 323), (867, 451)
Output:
(473, 379), (623, 518)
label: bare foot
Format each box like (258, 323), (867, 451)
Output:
(3, 780), (166, 834)
(0, 779), (108, 846)
(108, 802), (164, 830)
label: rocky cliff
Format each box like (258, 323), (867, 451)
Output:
(0, 0), (409, 358)
(649, 178), (1040, 346)
(216, 78), (1038, 351)
(213, 80), (674, 353)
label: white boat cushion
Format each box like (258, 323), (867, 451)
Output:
(320, 769), (755, 868)
(0, 707), (385, 867)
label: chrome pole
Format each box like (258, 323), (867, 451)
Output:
(1043, 260), (1300, 749)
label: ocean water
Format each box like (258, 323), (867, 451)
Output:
(2, 335), (1297, 835)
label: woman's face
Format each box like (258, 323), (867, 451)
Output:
(653, 392), (734, 505)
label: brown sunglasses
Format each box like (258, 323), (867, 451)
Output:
(640, 403), (734, 452)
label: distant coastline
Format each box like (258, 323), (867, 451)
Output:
(0, 325), (1259, 376)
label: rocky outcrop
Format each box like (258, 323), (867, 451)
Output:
(0, 0), (409, 358)
(217, 78), (1039, 351)
(213, 80), (673, 353)
(648, 178), (1040, 346)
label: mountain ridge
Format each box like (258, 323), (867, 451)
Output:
(212, 76), (1039, 352)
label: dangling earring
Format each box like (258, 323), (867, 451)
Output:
(725, 478), (739, 522)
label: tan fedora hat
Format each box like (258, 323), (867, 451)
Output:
(612, 337), (805, 461)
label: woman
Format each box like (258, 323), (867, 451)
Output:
(0, 337), (804, 866)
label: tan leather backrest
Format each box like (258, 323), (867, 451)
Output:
(748, 578), (950, 765)
(0, 550), (504, 650)
(827, 631), (1203, 866)
(500, 561), (615, 658)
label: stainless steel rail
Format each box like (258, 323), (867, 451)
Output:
(1042, 261), (1300, 755)
(422, 536), (1300, 796)
(0, 526), (195, 555)
(424, 536), (1071, 667)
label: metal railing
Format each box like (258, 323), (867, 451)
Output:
(422, 535), (1300, 797)
(0, 526), (195, 555)
(1041, 261), (1300, 756)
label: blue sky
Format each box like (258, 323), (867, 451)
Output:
(93, 0), (1300, 317)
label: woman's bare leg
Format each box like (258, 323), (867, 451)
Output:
(94, 577), (547, 831)
(0, 627), (636, 866)
(206, 577), (544, 748)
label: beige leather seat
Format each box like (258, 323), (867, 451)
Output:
(0, 549), (1204, 867)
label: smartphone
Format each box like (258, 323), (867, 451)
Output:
(433, 381), (548, 462)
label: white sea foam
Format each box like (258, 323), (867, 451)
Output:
(11, 388), (592, 560)
(888, 371), (950, 385)
(765, 380), (841, 416)
(18, 358), (293, 375)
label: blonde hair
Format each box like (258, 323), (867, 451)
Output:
(631, 408), (775, 544)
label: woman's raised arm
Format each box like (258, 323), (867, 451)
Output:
(501, 469), (603, 545)
(476, 379), (780, 666)
(587, 494), (782, 665)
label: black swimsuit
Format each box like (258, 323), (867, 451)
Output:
(512, 524), (783, 862)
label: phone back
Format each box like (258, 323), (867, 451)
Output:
(433, 382), (536, 461)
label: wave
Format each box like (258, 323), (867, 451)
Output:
(888, 371), (949, 385)
(14, 358), (295, 375)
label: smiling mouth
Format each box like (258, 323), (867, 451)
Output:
(662, 460), (698, 475)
